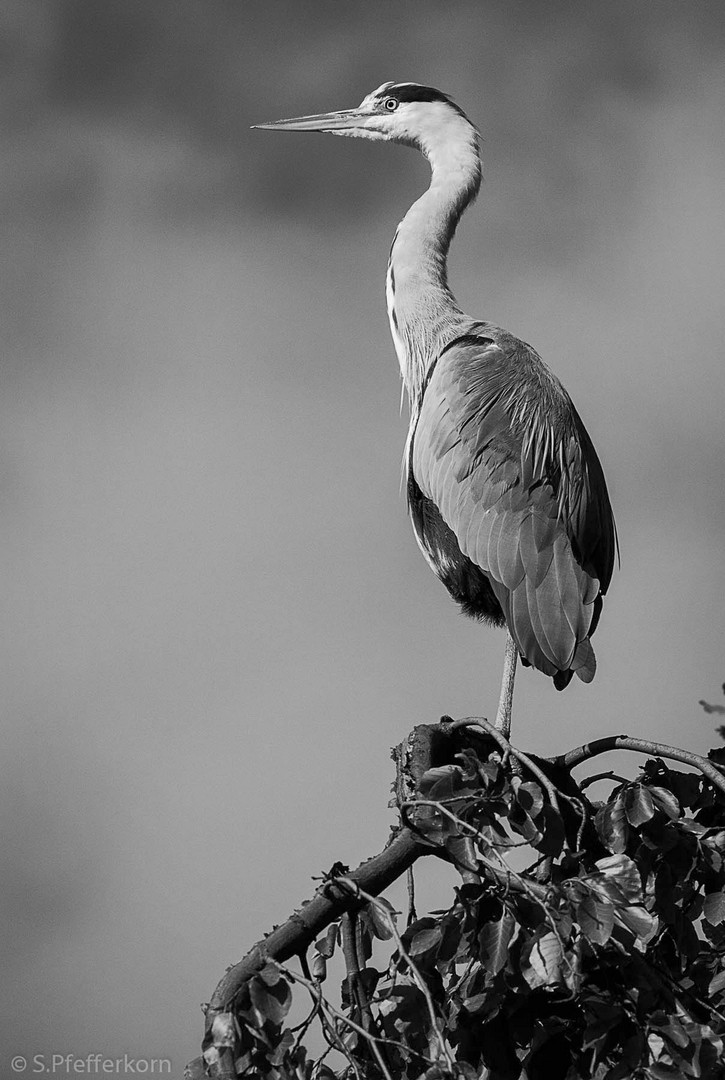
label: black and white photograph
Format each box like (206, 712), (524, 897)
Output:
(3, 3), (725, 1078)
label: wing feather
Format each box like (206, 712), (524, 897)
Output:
(410, 323), (616, 687)
(518, 512), (554, 588)
(534, 558), (577, 669)
(495, 516), (526, 590)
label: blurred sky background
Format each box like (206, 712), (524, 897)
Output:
(2, 0), (725, 1071)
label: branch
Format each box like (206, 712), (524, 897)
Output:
(336, 878), (456, 1074)
(205, 826), (426, 1016)
(445, 716), (561, 813)
(400, 796), (547, 901)
(553, 735), (725, 797)
(273, 961), (430, 1077)
(579, 770), (629, 791)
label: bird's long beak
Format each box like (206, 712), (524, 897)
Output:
(252, 108), (369, 133)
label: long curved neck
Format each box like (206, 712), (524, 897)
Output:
(386, 132), (481, 406)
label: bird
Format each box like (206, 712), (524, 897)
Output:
(254, 81), (617, 737)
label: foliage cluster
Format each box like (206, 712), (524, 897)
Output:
(198, 739), (725, 1080)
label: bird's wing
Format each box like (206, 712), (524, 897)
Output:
(410, 328), (616, 681)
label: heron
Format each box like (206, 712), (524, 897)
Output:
(254, 82), (617, 737)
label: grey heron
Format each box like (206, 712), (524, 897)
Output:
(254, 82), (617, 737)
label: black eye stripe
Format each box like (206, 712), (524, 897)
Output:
(376, 83), (470, 122)
(391, 84), (451, 105)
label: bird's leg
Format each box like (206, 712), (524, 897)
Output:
(494, 630), (518, 739)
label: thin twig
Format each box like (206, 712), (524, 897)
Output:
(336, 879), (457, 1074)
(579, 771), (629, 791)
(406, 866), (417, 926)
(400, 796), (576, 979)
(401, 796), (549, 900)
(341, 913), (375, 1037)
(274, 961), (432, 1078)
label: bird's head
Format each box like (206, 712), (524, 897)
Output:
(253, 81), (478, 163)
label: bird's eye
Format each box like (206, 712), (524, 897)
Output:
(383, 98), (398, 112)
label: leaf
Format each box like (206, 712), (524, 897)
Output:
(311, 952), (327, 981)
(593, 854), (642, 903)
(269, 1029), (294, 1067)
(184, 1058), (207, 1080)
(377, 983), (427, 1030)
(648, 786), (682, 820)
(479, 906), (516, 974)
(249, 973), (292, 1027)
(507, 801), (543, 845)
(535, 803), (566, 856)
(581, 1003), (624, 1051)
(647, 1065), (683, 1079)
(703, 890), (725, 925)
(408, 924), (442, 960)
(513, 778), (545, 819)
(445, 835), (481, 872)
(701, 831), (725, 873)
(258, 962), (282, 987)
(709, 969), (725, 996)
(209, 1012), (240, 1047)
(703, 920), (725, 947)
(522, 931), (566, 989)
(623, 784), (655, 827)
(595, 796), (629, 854)
(576, 896), (615, 946)
(703, 830), (725, 851)
(419, 764), (479, 800)
(615, 904), (659, 946)
(367, 897), (396, 940)
(232, 1051), (252, 1075)
(315, 923), (338, 959)
(658, 1016), (689, 1050)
